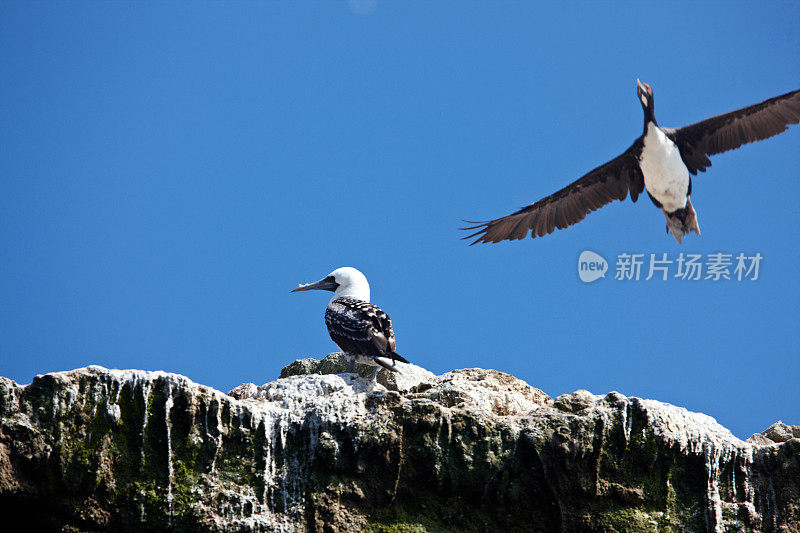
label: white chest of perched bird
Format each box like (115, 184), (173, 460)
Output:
(640, 121), (690, 213)
(292, 266), (410, 380)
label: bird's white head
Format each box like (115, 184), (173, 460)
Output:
(291, 266), (371, 302)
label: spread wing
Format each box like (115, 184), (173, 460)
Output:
(462, 144), (644, 244)
(665, 88), (800, 174)
(325, 298), (407, 362)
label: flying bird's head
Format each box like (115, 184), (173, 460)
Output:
(291, 266), (370, 301)
(636, 78), (654, 115)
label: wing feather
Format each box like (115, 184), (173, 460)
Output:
(462, 145), (644, 244)
(666, 88), (800, 174)
(325, 298), (406, 363)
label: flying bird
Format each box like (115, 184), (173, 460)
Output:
(463, 80), (800, 244)
(291, 267), (409, 381)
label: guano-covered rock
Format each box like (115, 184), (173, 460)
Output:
(0, 355), (797, 532)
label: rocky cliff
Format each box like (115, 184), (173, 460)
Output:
(0, 354), (797, 532)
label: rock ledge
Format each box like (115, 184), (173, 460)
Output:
(0, 356), (797, 532)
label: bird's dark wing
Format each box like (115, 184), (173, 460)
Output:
(325, 297), (408, 363)
(665, 88), (800, 174)
(371, 307), (398, 355)
(462, 144), (644, 244)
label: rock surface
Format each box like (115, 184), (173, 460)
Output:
(277, 352), (437, 394)
(0, 356), (797, 532)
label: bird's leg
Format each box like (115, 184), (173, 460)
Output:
(348, 357), (355, 374)
(369, 367), (380, 383)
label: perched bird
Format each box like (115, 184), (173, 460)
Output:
(291, 267), (409, 381)
(463, 80), (800, 244)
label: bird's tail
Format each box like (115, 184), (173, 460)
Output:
(664, 197), (701, 244)
(373, 352), (409, 373)
(390, 352), (410, 365)
(374, 357), (400, 372)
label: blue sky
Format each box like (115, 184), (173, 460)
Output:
(1, 1), (798, 439)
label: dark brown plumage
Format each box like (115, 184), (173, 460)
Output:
(463, 146), (645, 243)
(663, 88), (800, 173)
(463, 86), (800, 245)
(325, 296), (408, 367)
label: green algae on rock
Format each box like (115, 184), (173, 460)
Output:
(0, 358), (798, 532)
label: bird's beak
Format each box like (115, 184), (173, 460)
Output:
(291, 275), (338, 293)
(637, 78), (646, 93)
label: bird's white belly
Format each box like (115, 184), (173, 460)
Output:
(640, 124), (689, 213)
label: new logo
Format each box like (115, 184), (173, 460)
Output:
(578, 251), (608, 283)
